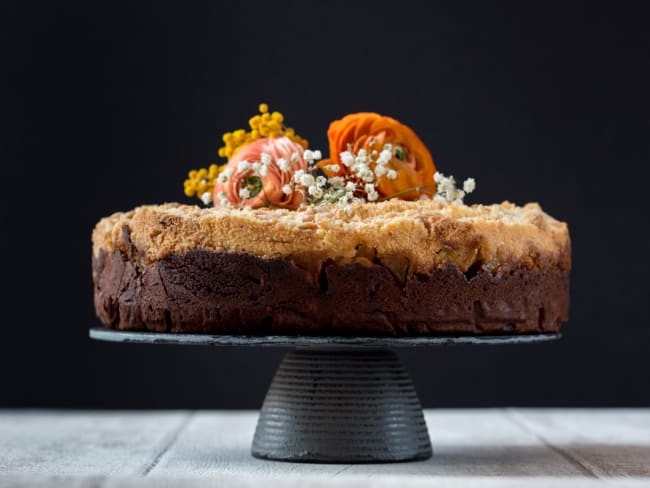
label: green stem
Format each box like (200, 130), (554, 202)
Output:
(378, 184), (436, 202)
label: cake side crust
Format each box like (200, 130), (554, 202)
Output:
(93, 245), (570, 336)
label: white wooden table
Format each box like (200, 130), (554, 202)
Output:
(1, 409), (649, 487)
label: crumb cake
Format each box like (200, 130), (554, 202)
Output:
(92, 200), (570, 335)
(92, 104), (570, 336)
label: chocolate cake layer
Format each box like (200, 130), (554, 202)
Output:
(93, 245), (569, 336)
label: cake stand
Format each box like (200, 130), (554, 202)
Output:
(89, 328), (558, 463)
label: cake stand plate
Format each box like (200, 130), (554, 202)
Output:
(89, 328), (559, 463)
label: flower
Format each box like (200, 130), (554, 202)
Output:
(186, 103), (310, 205)
(463, 178), (476, 194)
(213, 136), (307, 209)
(433, 171), (476, 204)
(183, 164), (221, 198)
(217, 103), (308, 160)
(318, 112), (436, 200)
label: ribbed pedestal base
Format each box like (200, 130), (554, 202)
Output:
(252, 348), (432, 463)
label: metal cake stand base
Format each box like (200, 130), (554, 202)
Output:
(89, 328), (558, 463)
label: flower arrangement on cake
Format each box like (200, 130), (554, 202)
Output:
(183, 103), (475, 212)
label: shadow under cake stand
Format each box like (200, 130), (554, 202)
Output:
(90, 328), (558, 463)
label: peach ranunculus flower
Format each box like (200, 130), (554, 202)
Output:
(318, 112), (436, 200)
(213, 136), (307, 209)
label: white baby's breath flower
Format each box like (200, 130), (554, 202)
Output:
(367, 191), (379, 202)
(239, 187), (251, 199)
(433, 171), (476, 204)
(299, 173), (315, 187)
(237, 160), (251, 173)
(329, 176), (345, 188)
(433, 194), (446, 204)
(315, 175), (327, 187)
(277, 158), (290, 172)
(435, 172), (456, 196)
(387, 169), (398, 180)
(374, 164), (388, 178)
(217, 191), (229, 207)
(364, 183), (376, 194)
(345, 181), (356, 192)
(292, 169), (305, 182)
(463, 178), (476, 193)
(439, 181), (454, 195)
(352, 162), (368, 175)
(200, 192), (212, 205)
(258, 164), (268, 176)
(355, 152), (368, 165)
(383, 143), (393, 151)
(252, 162), (262, 173)
(217, 169), (230, 183)
(260, 153), (272, 165)
(308, 185), (323, 198)
(377, 149), (392, 166)
(340, 151), (355, 167)
(303, 149), (319, 163)
(312, 150), (322, 160)
(281, 184), (293, 195)
(353, 163), (374, 182)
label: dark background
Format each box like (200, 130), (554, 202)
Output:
(2, 1), (649, 408)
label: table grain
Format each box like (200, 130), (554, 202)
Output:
(1, 409), (649, 487)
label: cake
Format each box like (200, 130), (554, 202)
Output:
(92, 104), (570, 336)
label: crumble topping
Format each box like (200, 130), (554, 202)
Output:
(92, 200), (570, 275)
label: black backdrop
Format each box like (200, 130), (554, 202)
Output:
(2, 1), (649, 408)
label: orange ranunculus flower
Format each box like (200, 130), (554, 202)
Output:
(318, 112), (436, 200)
(213, 136), (307, 209)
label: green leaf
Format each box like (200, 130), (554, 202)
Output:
(243, 176), (263, 198)
(393, 145), (408, 161)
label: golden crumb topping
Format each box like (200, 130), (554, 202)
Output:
(92, 200), (570, 274)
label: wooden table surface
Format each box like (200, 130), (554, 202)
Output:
(1, 409), (649, 487)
